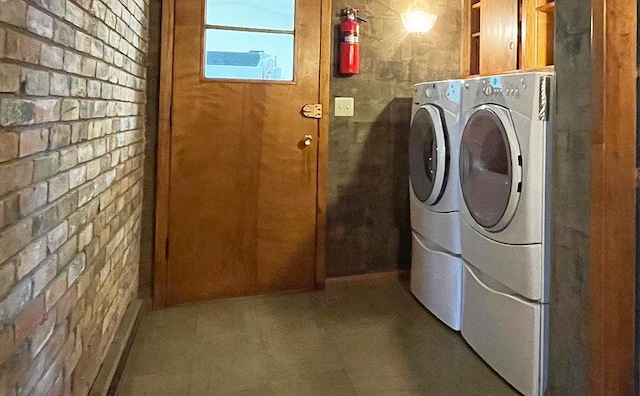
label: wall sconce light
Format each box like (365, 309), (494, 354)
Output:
(401, 11), (438, 34)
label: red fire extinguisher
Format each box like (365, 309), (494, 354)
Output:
(340, 8), (366, 75)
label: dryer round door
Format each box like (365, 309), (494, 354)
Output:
(410, 105), (448, 205)
(459, 105), (522, 232)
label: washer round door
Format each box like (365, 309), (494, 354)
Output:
(410, 105), (448, 205)
(459, 105), (522, 232)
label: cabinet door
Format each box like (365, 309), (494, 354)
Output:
(480, 0), (518, 74)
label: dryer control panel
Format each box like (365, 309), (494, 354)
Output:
(482, 77), (527, 98)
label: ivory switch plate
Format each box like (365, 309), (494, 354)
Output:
(335, 97), (355, 117)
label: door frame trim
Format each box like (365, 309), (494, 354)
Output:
(154, 0), (331, 309)
(153, 0), (174, 309)
(589, 0), (637, 393)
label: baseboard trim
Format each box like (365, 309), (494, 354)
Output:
(326, 269), (410, 283)
(89, 298), (146, 396)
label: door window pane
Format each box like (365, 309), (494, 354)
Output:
(204, 29), (294, 81)
(206, 0), (295, 31)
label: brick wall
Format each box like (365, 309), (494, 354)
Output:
(0, 0), (147, 392)
(327, 0), (460, 276)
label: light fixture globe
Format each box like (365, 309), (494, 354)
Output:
(401, 11), (438, 34)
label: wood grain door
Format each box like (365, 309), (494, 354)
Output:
(480, 0), (519, 74)
(167, 0), (322, 305)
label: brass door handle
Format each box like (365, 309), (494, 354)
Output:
(303, 135), (313, 146)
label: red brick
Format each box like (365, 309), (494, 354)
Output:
(40, 324), (66, 367)
(47, 221), (68, 253)
(0, 0), (27, 27)
(0, 325), (15, 366)
(0, 161), (34, 198)
(69, 166), (86, 190)
(1, 344), (29, 391)
(18, 182), (47, 217)
(0, 277), (31, 327)
(21, 69), (49, 96)
(16, 236), (47, 279)
(50, 73), (70, 96)
(0, 0), (147, 388)
(65, 1), (84, 28)
(45, 274), (67, 312)
(54, 286), (77, 327)
(0, 260), (16, 299)
(48, 171), (70, 202)
(33, 153), (60, 182)
(75, 265), (94, 298)
(35, 0), (65, 18)
(80, 58), (96, 78)
(35, 99), (61, 124)
(71, 353), (93, 396)
(0, 365), (18, 396)
(48, 372), (65, 396)
(19, 129), (49, 158)
(61, 99), (80, 121)
(0, 99), (36, 126)
(18, 351), (45, 395)
(28, 355), (61, 396)
(0, 28), (5, 57)
(68, 298), (86, 331)
(40, 44), (64, 70)
(0, 132), (18, 163)
(28, 312), (54, 358)
(59, 146), (78, 171)
(32, 255), (57, 298)
(66, 254), (85, 288)
(0, 219), (33, 266)
(14, 295), (44, 345)
(53, 20), (75, 48)
(57, 235), (77, 269)
(63, 51), (81, 74)
(26, 6), (53, 39)
(50, 125), (71, 150)
(0, 193), (19, 230)
(64, 334), (81, 378)
(5, 31), (40, 64)
(0, 64), (20, 94)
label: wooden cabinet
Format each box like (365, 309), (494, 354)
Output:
(462, 0), (555, 76)
(480, 0), (519, 74)
(525, 0), (555, 68)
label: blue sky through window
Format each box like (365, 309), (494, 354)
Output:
(205, 0), (296, 80)
(206, 0), (295, 31)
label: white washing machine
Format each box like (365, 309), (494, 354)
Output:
(459, 72), (554, 396)
(409, 79), (463, 331)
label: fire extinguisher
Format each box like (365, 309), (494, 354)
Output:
(340, 8), (366, 75)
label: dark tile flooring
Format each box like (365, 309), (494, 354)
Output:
(116, 275), (518, 395)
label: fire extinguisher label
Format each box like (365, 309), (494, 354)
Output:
(343, 35), (359, 44)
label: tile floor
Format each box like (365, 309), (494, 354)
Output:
(116, 275), (518, 395)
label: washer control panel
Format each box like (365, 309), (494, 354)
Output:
(482, 77), (527, 98)
(425, 86), (434, 98)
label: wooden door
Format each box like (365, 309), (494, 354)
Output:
(167, 0), (322, 305)
(480, 0), (519, 74)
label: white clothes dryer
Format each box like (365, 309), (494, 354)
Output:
(459, 72), (554, 396)
(409, 79), (463, 330)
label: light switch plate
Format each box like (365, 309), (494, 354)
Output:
(335, 97), (355, 117)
